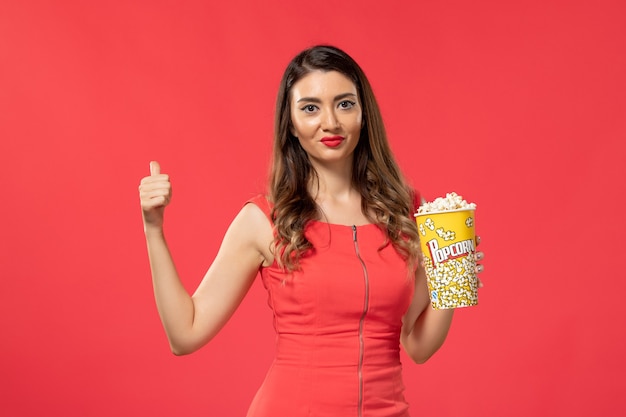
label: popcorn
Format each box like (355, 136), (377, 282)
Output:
(423, 256), (478, 309)
(414, 192), (478, 309)
(416, 192), (476, 215)
(436, 227), (456, 241)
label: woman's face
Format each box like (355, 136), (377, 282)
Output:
(289, 70), (362, 169)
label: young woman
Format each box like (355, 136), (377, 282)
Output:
(139, 45), (484, 417)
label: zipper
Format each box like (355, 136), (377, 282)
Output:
(352, 225), (370, 417)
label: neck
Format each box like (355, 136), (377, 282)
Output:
(308, 160), (370, 225)
(308, 159), (355, 199)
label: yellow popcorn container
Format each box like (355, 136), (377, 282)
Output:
(414, 209), (478, 309)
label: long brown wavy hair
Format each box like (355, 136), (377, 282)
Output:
(269, 45), (420, 272)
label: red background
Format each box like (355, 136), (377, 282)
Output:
(1, 1), (625, 416)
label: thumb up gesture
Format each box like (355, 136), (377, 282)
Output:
(139, 161), (172, 230)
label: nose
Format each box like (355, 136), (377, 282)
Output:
(321, 108), (340, 131)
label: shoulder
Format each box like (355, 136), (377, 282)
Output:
(234, 196), (274, 266)
(245, 194), (273, 220)
(234, 195), (273, 231)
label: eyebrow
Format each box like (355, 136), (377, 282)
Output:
(296, 93), (358, 103)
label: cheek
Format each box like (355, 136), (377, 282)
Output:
(291, 116), (317, 138)
(345, 109), (362, 130)
(289, 109), (301, 137)
(349, 114), (363, 135)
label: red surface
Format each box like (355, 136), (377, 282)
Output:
(1, 1), (625, 416)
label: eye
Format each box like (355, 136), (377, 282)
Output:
(338, 100), (356, 109)
(301, 104), (318, 113)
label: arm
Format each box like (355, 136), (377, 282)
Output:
(140, 162), (273, 355)
(402, 193), (485, 362)
(400, 265), (454, 364)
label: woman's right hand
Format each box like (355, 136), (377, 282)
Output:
(139, 161), (172, 230)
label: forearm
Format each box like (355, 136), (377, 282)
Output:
(401, 306), (454, 364)
(145, 226), (197, 354)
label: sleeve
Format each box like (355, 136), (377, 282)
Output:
(246, 194), (273, 223)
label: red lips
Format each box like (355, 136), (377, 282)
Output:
(320, 136), (344, 148)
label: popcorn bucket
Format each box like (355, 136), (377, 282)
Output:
(415, 209), (478, 309)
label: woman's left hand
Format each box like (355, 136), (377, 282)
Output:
(475, 235), (485, 288)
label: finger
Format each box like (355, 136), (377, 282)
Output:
(141, 192), (169, 209)
(476, 235), (481, 246)
(150, 195), (169, 206)
(150, 161), (161, 176)
(140, 175), (170, 188)
(477, 277), (484, 288)
(475, 251), (484, 261)
(140, 187), (169, 198)
(475, 264), (484, 274)
(140, 186), (171, 202)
